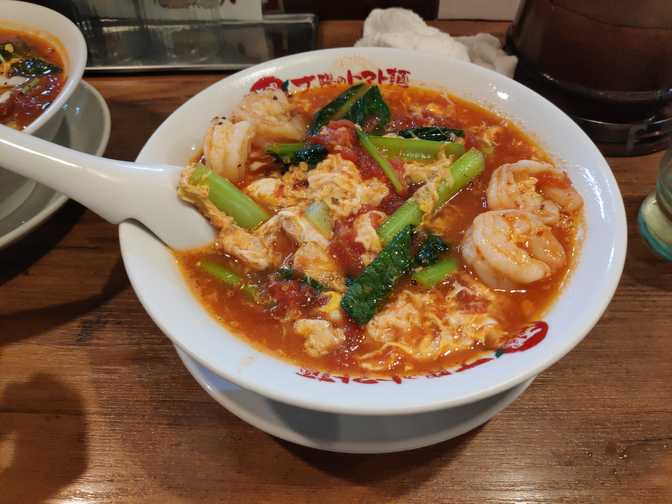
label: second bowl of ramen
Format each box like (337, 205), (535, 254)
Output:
(0, 1), (86, 218)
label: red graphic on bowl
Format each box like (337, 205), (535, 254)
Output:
(250, 67), (412, 93)
(495, 321), (548, 357)
(295, 321), (549, 385)
(250, 76), (285, 92)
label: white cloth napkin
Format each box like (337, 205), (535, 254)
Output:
(355, 8), (517, 78)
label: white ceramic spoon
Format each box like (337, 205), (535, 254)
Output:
(0, 124), (215, 249)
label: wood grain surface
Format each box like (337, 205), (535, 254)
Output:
(1, 20), (671, 504)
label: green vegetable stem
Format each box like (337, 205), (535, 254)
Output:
(198, 260), (258, 299)
(412, 258), (459, 288)
(304, 200), (333, 239)
(355, 127), (404, 194)
(376, 200), (423, 245)
(189, 163), (269, 229)
(368, 136), (465, 160)
(434, 148), (485, 210)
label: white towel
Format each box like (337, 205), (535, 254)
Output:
(355, 8), (517, 78)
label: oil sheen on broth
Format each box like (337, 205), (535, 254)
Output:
(175, 82), (582, 378)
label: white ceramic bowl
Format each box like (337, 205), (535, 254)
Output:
(0, 1), (86, 215)
(120, 48), (626, 416)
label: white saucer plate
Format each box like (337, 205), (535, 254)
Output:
(0, 80), (111, 250)
(176, 346), (534, 454)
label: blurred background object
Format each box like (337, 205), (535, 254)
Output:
(283, 0), (438, 20)
(507, 0), (672, 156)
(30, 0), (524, 74)
(30, 0), (316, 72)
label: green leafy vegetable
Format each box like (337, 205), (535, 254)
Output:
(293, 143), (328, 166)
(304, 276), (327, 293)
(355, 127), (404, 194)
(277, 266), (295, 280)
(341, 225), (414, 325)
(304, 200), (333, 239)
(189, 163), (269, 229)
(368, 136), (465, 160)
(344, 85), (390, 135)
(198, 260), (258, 299)
(307, 83), (391, 135)
(416, 234), (449, 266)
(412, 258), (459, 288)
(266, 142), (327, 168)
(399, 126), (464, 142)
(10, 57), (61, 77)
(307, 83), (369, 135)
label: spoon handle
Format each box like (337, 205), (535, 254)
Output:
(1, 123), (163, 223)
(0, 124), (215, 249)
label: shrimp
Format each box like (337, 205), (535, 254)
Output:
(203, 117), (254, 182)
(461, 210), (567, 290)
(487, 160), (583, 225)
(231, 88), (305, 147)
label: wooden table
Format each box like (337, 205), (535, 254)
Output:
(1, 20), (671, 503)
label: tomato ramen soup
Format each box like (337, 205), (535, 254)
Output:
(175, 81), (583, 378)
